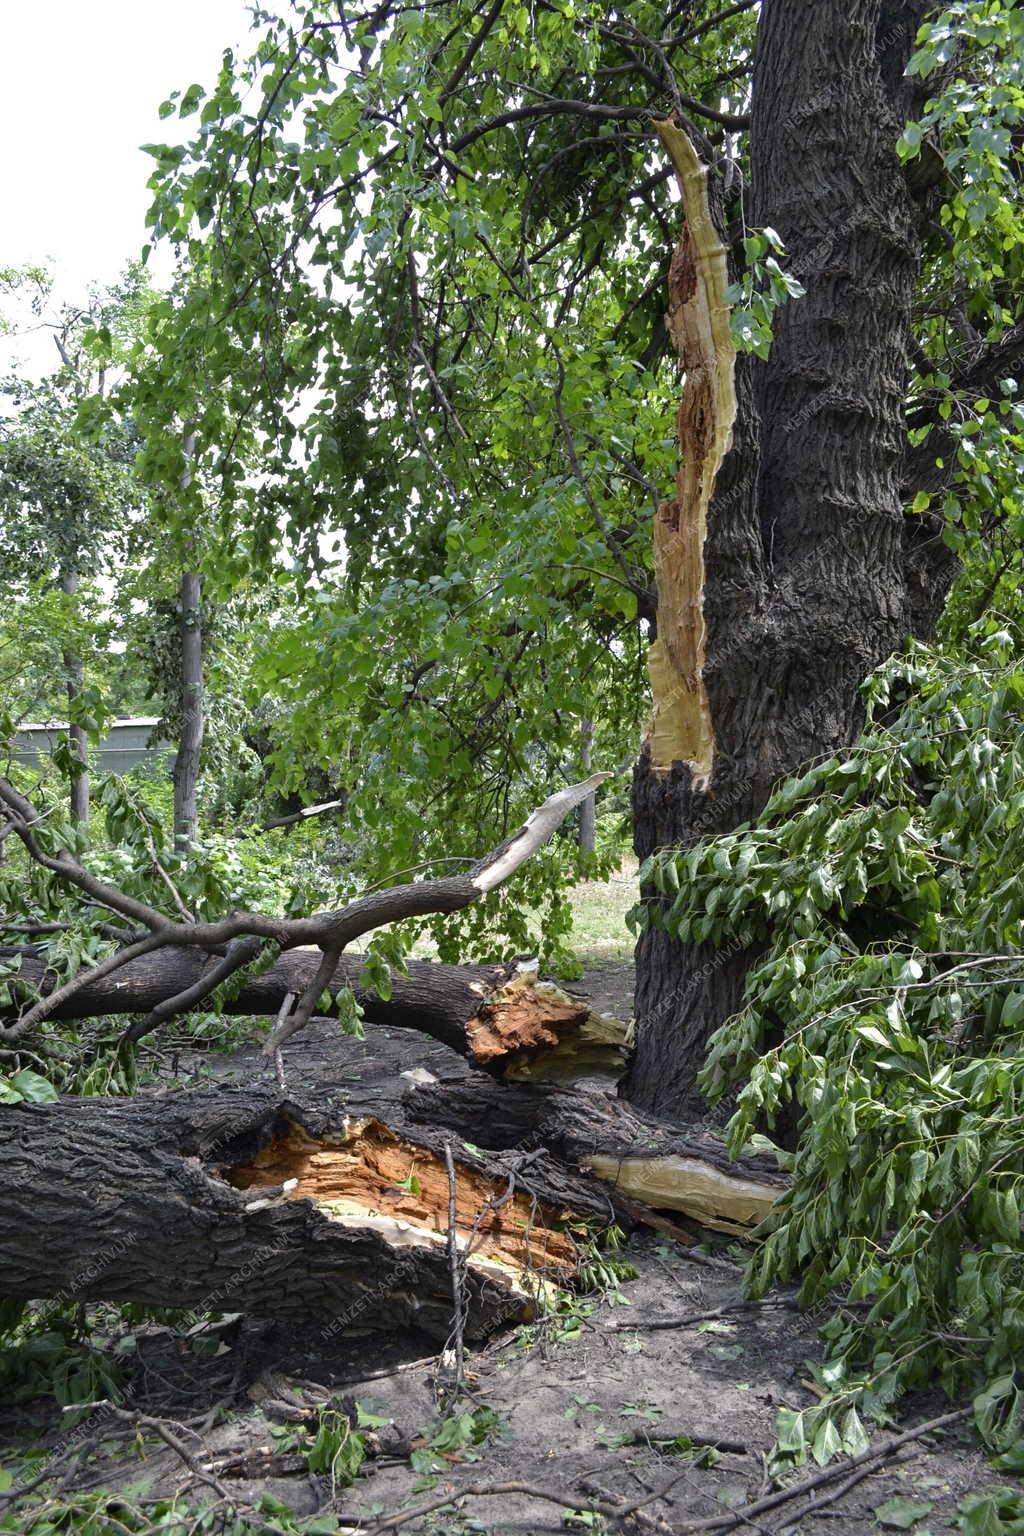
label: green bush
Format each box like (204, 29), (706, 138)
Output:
(634, 629), (1024, 1452)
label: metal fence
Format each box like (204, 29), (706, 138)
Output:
(10, 718), (175, 776)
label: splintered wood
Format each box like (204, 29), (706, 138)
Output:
(583, 1150), (780, 1236)
(466, 968), (631, 1079)
(644, 120), (737, 781)
(226, 1118), (578, 1278)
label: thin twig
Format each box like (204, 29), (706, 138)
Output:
(142, 824), (196, 923)
(263, 941), (343, 1054)
(123, 937), (264, 1044)
(443, 1139), (467, 1401)
(605, 1298), (800, 1332)
(62, 1402), (234, 1502)
(361, 1412), (969, 1536)
(364, 1475), (676, 1535)
(776, 1449), (918, 1533)
(2, 931), (169, 1042)
(686, 1407), (971, 1533)
(271, 991), (296, 1089)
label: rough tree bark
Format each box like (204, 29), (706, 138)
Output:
(0, 1038), (784, 1333)
(628, 0), (929, 1117)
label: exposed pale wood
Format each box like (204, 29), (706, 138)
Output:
(465, 965), (632, 1079)
(226, 1116), (578, 1275)
(644, 121), (737, 782)
(403, 1069), (786, 1233)
(262, 798), (345, 831)
(583, 1152), (779, 1235)
(471, 772), (612, 891)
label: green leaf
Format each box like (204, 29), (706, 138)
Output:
(841, 1407), (870, 1457)
(873, 1497), (933, 1529)
(898, 121), (924, 161)
(993, 1441), (1024, 1474)
(355, 1404), (392, 1429)
(812, 1417), (843, 1466)
(8, 1070), (58, 1103)
(958, 1492), (1024, 1536)
(776, 1407), (806, 1457)
(855, 1024), (891, 1049)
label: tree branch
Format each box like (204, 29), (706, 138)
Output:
(263, 938), (343, 1055)
(123, 936), (265, 1044)
(261, 798), (346, 831)
(437, 0), (506, 106)
(901, 316), (1024, 636)
(1, 932), (171, 1043)
(0, 777), (171, 934)
(2, 773), (611, 1046)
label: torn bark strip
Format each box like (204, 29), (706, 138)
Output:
(644, 120), (737, 783)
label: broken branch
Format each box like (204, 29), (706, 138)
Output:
(0, 771), (610, 1051)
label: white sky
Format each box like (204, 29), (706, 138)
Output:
(1, 0), (257, 373)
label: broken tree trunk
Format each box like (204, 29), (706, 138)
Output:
(629, 0), (921, 1119)
(0, 1048), (784, 1336)
(2, 948), (630, 1079)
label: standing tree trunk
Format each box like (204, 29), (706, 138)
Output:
(173, 568), (204, 851)
(627, 0), (921, 1117)
(578, 719), (596, 855)
(59, 565), (89, 827)
(173, 433), (203, 851)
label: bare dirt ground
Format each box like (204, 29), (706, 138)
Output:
(0, 963), (1003, 1533)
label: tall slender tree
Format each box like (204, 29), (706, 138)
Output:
(172, 434), (204, 850)
(0, 269), (151, 821)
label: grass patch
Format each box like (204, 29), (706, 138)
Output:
(567, 857), (638, 963)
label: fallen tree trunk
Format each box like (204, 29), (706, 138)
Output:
(2, 948), (630, 1078)
(0, 773), (610, 1061)
(0, 1060), (784, 1337)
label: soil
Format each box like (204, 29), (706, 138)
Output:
(0, 963), (1003, 1533)
(569, 960), (635, 1027)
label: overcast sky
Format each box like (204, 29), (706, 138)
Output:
(1, 0), (257, 371)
